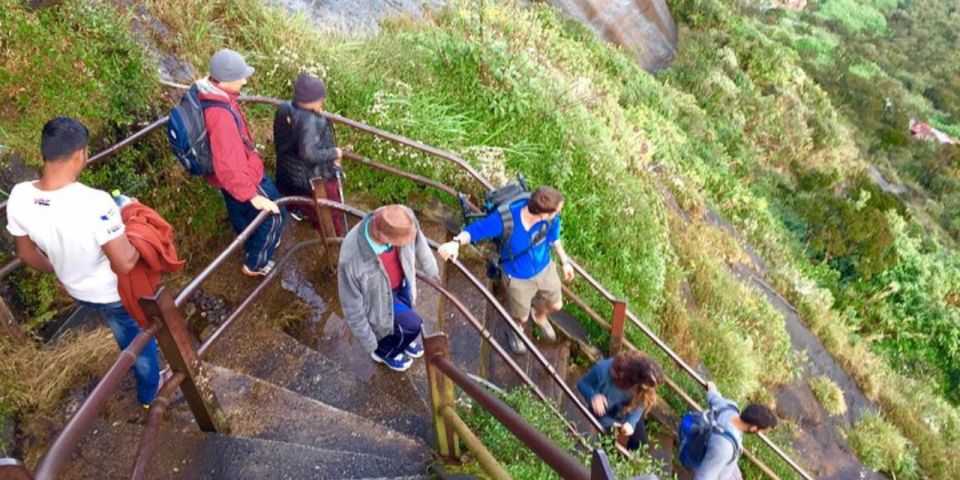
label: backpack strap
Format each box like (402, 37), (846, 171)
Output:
(201, 100), (256, 152)
(498, 195), (556, 264)
(707, 405), (742, 466)
(712, 429), (741, 465)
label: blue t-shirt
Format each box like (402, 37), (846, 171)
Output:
(464, 198), (561, 280)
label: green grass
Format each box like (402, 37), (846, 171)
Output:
(0, 0), (156, 162)
(2, 0), (960, 477)
(809, 376), (846, 416)
(847, 412), (920, 479)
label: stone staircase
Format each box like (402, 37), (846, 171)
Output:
(53, 205), (643, 479)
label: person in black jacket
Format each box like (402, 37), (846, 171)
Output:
(274, 72), (345, 236)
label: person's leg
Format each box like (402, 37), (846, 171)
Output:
(324, 177), (346, 237)
(244, 176), (287, 271)
(502, 275), (538, 354)
(99, 302), (160, 405)
(221, 190), (249, 234)
(625, 418), (650, 450)
(392, 309), (423, 357)
(533, 261), (563, 321)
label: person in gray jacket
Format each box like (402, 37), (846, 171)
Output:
(273, 72), (345, 236)
(693, 382), (778, 480)
(338, 205), (439, 372)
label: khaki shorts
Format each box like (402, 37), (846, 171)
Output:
(502, 261), (562, 320)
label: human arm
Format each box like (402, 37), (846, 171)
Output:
(102, 236), (140, 274)
(706, 382), (727, 410)
(297, 115), (341, 169)
(552, 240), (574, 282)
(12, 236), (54, 273)
(437, 213), (504, 261)
(577, 362), (609, 416)
(337, 262), (378, 353)
(623, 406), (645, 433)
(208, 108), (277, 212)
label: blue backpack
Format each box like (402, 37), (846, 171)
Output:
(677, 405), (740, 470)
(166, 85), (241, 176)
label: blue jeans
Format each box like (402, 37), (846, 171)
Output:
(78, 300), (160, 405)
(222, 175), (287, 271)
(374, 288), (423, 359)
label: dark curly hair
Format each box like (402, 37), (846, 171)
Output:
(610, 351), (664, 414)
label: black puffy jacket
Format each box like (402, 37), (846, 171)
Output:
(273, 102), (339, 195)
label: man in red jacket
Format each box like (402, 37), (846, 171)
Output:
(197, 49), (286, 276)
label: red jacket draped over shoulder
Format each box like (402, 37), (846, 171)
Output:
(117, 203), (185, 327)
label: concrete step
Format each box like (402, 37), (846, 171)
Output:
(205, 364), (432, 462)
(205, 322), (433, 444)
(60, 419), (428, 480)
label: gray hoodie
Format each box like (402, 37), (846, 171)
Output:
(693, 388), (744, 480)
(337, 207), (439, 353)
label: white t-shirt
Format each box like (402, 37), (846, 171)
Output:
(6, 181), (125, 304)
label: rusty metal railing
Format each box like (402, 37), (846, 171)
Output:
(425, 333), (612, 480)
(32, 325), (159, 480)
(0, 87), (810, 478)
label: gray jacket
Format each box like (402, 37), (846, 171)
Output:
(693, 389), (744, 480)
(337, 207), (439, 353)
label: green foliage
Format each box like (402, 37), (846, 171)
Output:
(814, 0), (888, 35)
(847, 412), (920, 479)
(460, 387), (665, 479)
(0, 0), (155, 163)
(809, 376), (847, 416)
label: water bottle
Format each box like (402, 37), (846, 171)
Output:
(111, 189), (134, 209)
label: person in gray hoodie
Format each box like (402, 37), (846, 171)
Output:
(338, 205), (439, 372)
(693, 383), (779, 480)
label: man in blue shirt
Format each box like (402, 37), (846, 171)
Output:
(438, 186), (574, 354)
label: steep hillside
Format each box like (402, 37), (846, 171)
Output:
(1, 0), (959, 478)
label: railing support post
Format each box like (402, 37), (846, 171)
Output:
(139, 287), (229, 433)
(311, 177), (339, 271)
(424, 333), (460, 460)
(610, 300), (627, 357)
(589, 449), (617, 480)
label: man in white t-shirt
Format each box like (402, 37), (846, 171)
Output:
(6, 117), (159, 407)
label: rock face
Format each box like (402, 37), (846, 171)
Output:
(546, 0), (678, 72)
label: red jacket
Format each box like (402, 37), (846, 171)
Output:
(196, 78), (264, 202)
(117, 203), (185, 327)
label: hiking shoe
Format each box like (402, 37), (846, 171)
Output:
(507, 329), (527, 355)
(404, 341), (424, 359)
(371, 351), (413, 372)
(531, 313), (557, 341)
(241, 260), (276, 277)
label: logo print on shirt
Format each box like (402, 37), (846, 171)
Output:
(34, 198), (51, 206)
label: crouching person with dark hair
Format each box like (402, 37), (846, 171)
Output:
(577, 351), (664, 450)
(338, 205), (439, 372)
(688, 382), (779, 480)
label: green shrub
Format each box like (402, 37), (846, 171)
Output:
(847, 412), (920, 479)
(809, 376), (846, 416)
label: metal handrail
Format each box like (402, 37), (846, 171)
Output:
(33, 324), (159, 480)
(0, 88), (810, 478)
(431, 349), (591, 480)
(418, 275), (595, 438)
